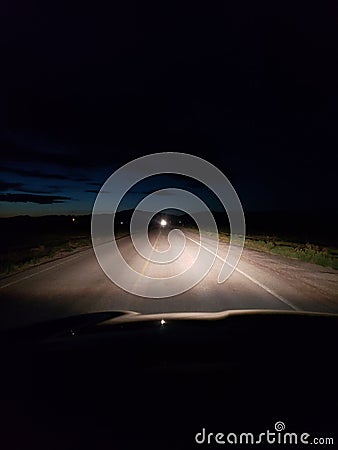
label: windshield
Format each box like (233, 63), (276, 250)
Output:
(1, 2), (337, 330)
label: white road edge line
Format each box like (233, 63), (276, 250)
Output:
(0, 254), (81, 290)
(186, 235), (299, 311)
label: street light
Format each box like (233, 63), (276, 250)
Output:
(160, 219), (167, 227)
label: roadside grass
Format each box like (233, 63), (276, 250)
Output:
(185, 226), (338, 270)
(0, 231), (128, 277)
(0, 235), (91, 276)
(244, 237), (338, 270)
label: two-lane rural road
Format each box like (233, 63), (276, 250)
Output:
(1, 229), (337, 330)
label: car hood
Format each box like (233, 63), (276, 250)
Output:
(1, 308), (338, 344)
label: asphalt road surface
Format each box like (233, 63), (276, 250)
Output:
(1, 228), (338, 330)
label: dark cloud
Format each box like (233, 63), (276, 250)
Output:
(2, 166), (90, 182)
(0, 194), (71, 204)
(0, 132), (59, 160)
(0, 180), (64, 195)
(0, 132), (123, 172)
(2, 166), (68, 180)
(1, 132), (119, 171)
(0, 181), (24, 191)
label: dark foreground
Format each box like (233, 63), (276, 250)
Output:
(1, 310), (337, 449)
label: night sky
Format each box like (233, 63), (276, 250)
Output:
(1, 1), (337, 217)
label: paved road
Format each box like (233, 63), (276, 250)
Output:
(1, 229), (337, 330)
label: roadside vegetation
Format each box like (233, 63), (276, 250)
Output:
(0, 231), (131, 277)
(0, 215), (128, 277)
(244, 235), (338, 270)
(0, 235), (91, 276)
(186, 227), (338, 270)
